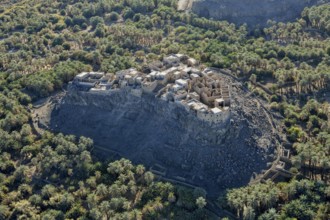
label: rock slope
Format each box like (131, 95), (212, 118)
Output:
(191, 0), (327, 27)
(47, 74), (277, 196)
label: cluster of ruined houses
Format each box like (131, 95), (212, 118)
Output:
(71, 54), (231, 124)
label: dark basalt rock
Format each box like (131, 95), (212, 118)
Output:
(48, 76), (277, 197)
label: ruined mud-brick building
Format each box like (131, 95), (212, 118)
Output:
(71, 54), (232, 125)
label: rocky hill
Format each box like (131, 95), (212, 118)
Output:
(191, 0), (328, 27)
(43, 73), (277, 196)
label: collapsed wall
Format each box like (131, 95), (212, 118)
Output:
(49, 79), (276, 196)
(191, 0), (325, 27)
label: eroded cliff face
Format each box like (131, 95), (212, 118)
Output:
(54, 89), (230, 146)
(49, 85), (276, 196)
(191, 0), (326, 27)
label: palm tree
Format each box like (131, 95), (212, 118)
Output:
(99, 201), (110, 219)
(259, 208), (279, 220)
(242, 205), (255, 220)
(86, 193), (98, 210)
(168, 192), (176, 203)
(0, 205), (10, 220)
(96, 184), (108, 199)
(143, 171), (154, 185)
(285, 181), (297, 201)
(196, 197), (207, 209)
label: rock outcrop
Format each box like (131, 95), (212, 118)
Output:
(48, 75), (277, 196)
(191, 0), (327, 27)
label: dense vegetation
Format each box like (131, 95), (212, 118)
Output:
(0, 0), (329, 219)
